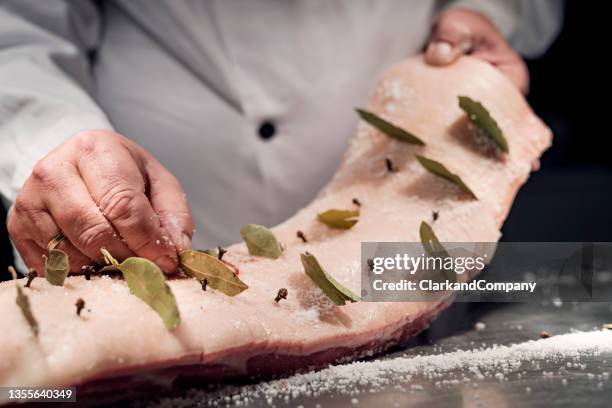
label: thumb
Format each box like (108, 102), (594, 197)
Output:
(425, 15), (473, 66)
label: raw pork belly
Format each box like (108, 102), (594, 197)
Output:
(0, 56), (551, 396)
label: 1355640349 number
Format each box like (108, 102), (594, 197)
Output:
(1, 387), (76, 402)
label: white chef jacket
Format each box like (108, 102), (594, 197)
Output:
(0, 0), (563, 251)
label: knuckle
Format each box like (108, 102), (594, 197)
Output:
(12, 194), (33, 216)
(74, 219), (112, 251)
(30, 157), (56, 185)
(99, 187), (143, 225)
(8, 198), (49, 244)
(59, 205), (86, 226)
(73, 131), (99, 154)
(72, 131), (113, 157)
(55, 204), (111, 253)
(6, 211), (20, 239)
(72, 130), (120, 155)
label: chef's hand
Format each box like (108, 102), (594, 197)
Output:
(7, 130), (193, 274)
(425, 8), (529, 94)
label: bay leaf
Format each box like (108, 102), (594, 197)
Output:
(240, 224), (283, 259)
(8, 266), (38, 337)
(419, 221), (456, 283)
(458, 96), (508, 153)
(98, 264), (120, 274)
(415, 154), (477, 199)
(317, 209), (359, 230)
(119, 258), (181, 330)
(197, 248), (219, 257)
(356, 108), (425, 146)
(101, 248), (181, 330)
(101, 247), (119, 266)
(300, 252), (360, 306)
(179, 250), (248, 296)
(44, 249), (69, 286)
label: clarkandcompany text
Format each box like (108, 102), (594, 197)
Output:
(372, 279), (537, 293)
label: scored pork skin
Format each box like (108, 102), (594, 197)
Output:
(0, 56), (551, 390)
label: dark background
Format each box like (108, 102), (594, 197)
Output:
(501, 1), (612, 241)
(1, 1), (610, 280)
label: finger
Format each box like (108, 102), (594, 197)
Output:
(73, 133), (179, 273)
(30, 155), (135, 264)
(428, 9), (529, 93)
(14, 237), (92, 275)
(425, 16), (472, 66)
(470, 46), (530, 94)
(136, 147), (194, 251)
(9, 187), (91, 273)
(12, 238), (45, 276)
(9, 186), (59, 251)
(52, 238), (93, 273)
(425, 41), (463, 66)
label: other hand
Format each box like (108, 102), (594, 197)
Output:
(425, 8), (529, 94)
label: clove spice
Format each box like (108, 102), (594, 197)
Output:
(81, 265), (95, 280)
(432, 211), (439, 222)
(217, 246), (227, 261)
(25, 269), (37, 288)
(275, 288), (288, 303)
(385, 157), (395, 173)
(75, 298), (85, 316)
(297, 230), (307, 243)
(352, 198), (361, 207)
(200, 278), (208, 291)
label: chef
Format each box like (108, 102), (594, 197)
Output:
(0, 1), (562, 274)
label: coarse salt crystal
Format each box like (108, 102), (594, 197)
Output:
(147, 330), (612, 407)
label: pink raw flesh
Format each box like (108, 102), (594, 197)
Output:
(0, 56), (551, 401)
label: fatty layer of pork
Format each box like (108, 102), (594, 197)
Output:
(0, 56), (551, 391)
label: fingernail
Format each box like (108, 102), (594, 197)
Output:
(154, 255), (177, 273)
(426, 41), (454, 65)
(179, 233), (192, 251)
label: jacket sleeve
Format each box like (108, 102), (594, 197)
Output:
(436, 0), (565, 58)
(0, 0), (113, 205)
